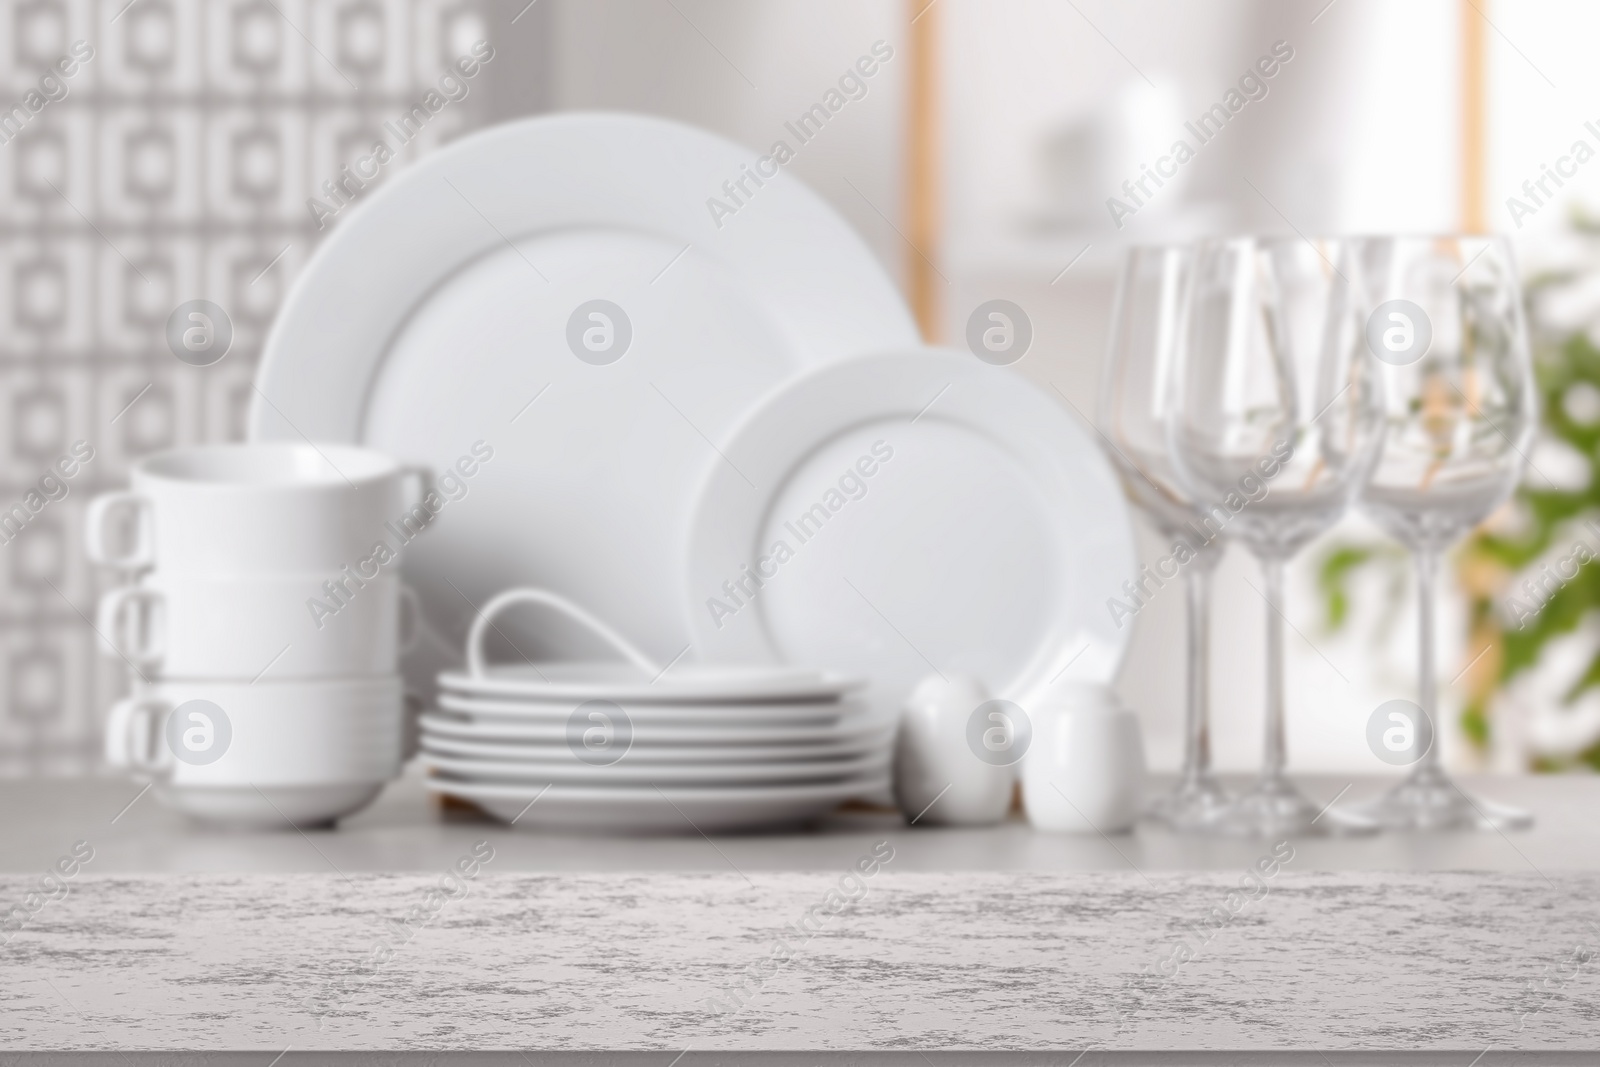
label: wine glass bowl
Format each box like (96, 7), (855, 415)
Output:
(1359, 240), (1534, 551)
(1171, 237), (1382, 559)
(1101, 247), (1211, 530)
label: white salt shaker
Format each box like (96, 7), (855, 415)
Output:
(892, 674), (1015, 826)
(1022, 683), (1145, 833)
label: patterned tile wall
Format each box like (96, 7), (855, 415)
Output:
(0, 0), (494, 775)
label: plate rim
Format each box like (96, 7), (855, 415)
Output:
(681, 347), (1137, 705)
(423, 772), (890, 803)
(435, 665), (867, 703)
(251, 111), (918, 441)
(418, 710), (894, 745)
(418, 732), (889, 762)
(419, 749), (890, 782)
(434, 694), (855, 724)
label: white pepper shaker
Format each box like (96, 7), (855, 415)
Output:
(1022, 682), (1145, 833)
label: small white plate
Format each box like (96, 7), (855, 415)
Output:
(436, 691), (853, 726)
(425, 774), (889, 832)
(421, 749), (889, 785)
(438, 663), (864, 704)
(684, 349), (1137, 721)
(419, 711), (890, 747)
(420, 731), (889, 764)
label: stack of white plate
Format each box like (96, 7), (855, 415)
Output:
(420, 663), (889, 832)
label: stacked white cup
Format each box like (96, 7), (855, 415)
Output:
(87, 443), (429, 827)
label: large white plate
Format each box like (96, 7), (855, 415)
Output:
(421, 749), (888, 785)
(419, 711), (889, 747)
(684, 350), (1136, 721)
(438, 662), (863, 704)
(425, 775), (888, 832)
(436, 692), (855, 726)
(250, 114), (918, 698)
(419, 730), (889, 764)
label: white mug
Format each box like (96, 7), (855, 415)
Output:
(97, 572), (419, 679)
(85, 443), (431, 574)
(1022, 684), (1146, 833)
(104, 676), (405, 787)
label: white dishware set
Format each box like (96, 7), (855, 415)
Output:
(89, 113), (1149, 832)
(89, 443), (425, 827)
(82, 111), (1537, 838)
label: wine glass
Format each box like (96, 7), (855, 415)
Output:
(1098, 245), (1231, 830)
(1352, 235), (1535, 831)
(1166, 236), (1383, 837)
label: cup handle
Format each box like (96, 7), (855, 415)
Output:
(398, 465), (434, 511)
(465, 587), (662, 679)
(105, 696), (170, 774)
(96, 586), (165, 669)
(86, 491), (153, 570)
(397, 583), (423, 654)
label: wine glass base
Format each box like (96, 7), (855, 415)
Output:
(1143, 775), (1233, 832)
(1352, 767), (1533, 831)
(1204, 777), (1375, 838)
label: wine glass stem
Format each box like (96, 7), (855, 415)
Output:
(1182, 565), (1213, 786)
(1414, 546), (1442, 777)
(1262, 555), (1287, 782)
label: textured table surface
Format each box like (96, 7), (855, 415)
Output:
(1, 774), (1597, 1059)
(3, 869), (1598, 1054)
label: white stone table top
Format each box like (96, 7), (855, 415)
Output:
(0, 773), (1595, 1059)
